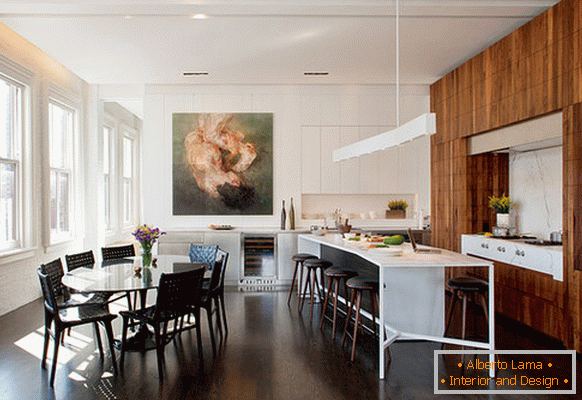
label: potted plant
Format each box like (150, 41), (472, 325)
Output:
(386, 199), (408, 219)
(488, 193), (513, 229)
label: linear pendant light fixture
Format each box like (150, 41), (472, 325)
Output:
(332, 0), (436, 162)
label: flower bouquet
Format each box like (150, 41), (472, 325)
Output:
(132, 224), (166, 267)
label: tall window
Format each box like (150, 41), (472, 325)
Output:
(103, 125), (112, 230)
(49, 101), (75, 243)
(122, 134), (134, 225)
(0, 76), (22, 251)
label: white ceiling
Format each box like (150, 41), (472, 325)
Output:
(0, 1), (559, 108)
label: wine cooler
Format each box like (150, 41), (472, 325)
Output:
(241, 234), (277, 284)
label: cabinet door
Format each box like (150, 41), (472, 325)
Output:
(320, 127), (341, 193)
(277, 233), (298, 282)
(204, 233), (242, 285)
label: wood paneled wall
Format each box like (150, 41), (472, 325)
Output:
(430, 0), (582, 351)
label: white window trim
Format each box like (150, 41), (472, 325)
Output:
(45, 85), (81, 248)
(103, 115), (115, 234)
(0, 58), (32, 258)
(120, 124), (137, 230)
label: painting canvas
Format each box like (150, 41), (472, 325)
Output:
(173, 112), (273, 215)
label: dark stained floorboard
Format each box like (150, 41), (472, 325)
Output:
(0, 288), (580, 399)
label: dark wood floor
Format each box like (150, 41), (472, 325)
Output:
(0, 287), (580, 399)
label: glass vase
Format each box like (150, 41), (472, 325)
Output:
(141, 244), (153, 267)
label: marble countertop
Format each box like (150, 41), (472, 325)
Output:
(299, 233), (492, 269)
(465, 234), (562, 252)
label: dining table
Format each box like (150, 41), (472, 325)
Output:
(62, 255), (209, 351)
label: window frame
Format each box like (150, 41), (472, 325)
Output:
(102, 118), (115, 232)
(47, 96), (78, 246)
(0, 73), (26, 253)
(120, 125), (136, 229)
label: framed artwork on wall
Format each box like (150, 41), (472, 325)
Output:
(172, 112), (273, 215)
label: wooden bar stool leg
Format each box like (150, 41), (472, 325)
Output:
(461, 294), (468, 341)
(351, 291), (363, 362)
(309, 269), (316, 321)
(331, 278), (340, 337)
(442, 290), (459, 349)
(319, 276), (333, 329)
(287, 261), (300, 305)
(299, 267), (310, 313)
(369, 290), (377, 339)
(479, 293), (489, 323)
(342, 289), (357, 346)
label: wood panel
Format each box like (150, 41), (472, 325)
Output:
(430, 0), (582, 351)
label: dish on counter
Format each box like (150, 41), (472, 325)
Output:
(368, 247), (403, 256)
(209, 224), (234, 230)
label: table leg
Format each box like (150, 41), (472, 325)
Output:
(115, 289), (156, 351)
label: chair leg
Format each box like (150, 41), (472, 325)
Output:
(219, 293), (228, 336)
(287, 261), (300, 305)
(119, 316), (129, 370)
(319, 276), (333, 329)
(153, 324), (164, 381)
(42, 312), (52, 369)
(50, 329), (62, 387)
(479, 293), (489, 324)
(214, 296), (223, 339)
(342, 289), (357, 346)
(93, 322), (104, 358)
(351, 291), (363, 362)
(103, 321), (118, 374)
(193, 307), (204, 369)
(309, 270), (316, 321)
(206, 306), (216, 357)
(461, 294), (468, 341)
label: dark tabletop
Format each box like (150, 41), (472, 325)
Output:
(62, 255), (208, 293)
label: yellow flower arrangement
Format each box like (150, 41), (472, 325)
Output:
(388, 199), (408, 211)
(488, 193), (513, 213)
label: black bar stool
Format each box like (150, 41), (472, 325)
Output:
(443, 277), (489, 347)
(287, 253), (317, 306)
(342, 276), (380, 362)
(319, 267), (358, 338)
(299, 258), (332, 321)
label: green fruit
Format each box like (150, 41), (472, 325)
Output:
(383, 235), (405, 245)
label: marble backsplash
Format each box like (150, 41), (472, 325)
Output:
(509, 145), (562, 239)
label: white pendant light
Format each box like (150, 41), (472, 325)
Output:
(333, 0), (436, 162)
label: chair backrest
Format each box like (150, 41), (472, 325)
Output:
(101, 244), (136, 260)
(37, 268), (59, 314)
(65, 250), (95, 272)
(189, 244), (218, 270)
(208, 248), (228, 293)
(154, 267), (205, 321)
(217, 249), (229, 290)
(40, 258), (66, 298)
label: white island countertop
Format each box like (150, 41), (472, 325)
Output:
(299, 233), (492, 268)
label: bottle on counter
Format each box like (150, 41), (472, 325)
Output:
(289, 197), (296, 230)
(281, 200), (286, 230)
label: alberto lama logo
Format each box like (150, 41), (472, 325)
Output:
(447, 359), (561, 389)
(435, 350), (575, 394)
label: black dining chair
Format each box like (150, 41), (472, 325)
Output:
(189, 244), (218, 270)
(101, 244), (136, 261)
(119, 267), (206, 381)
(192, 249), (229, 356)
(38, 268), (118, 387)
(101, 244), (137, 310)
(65, 250), (95, 271)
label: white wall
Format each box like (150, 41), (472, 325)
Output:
(510, 146), (562, 239)
(0, 23), (93, 315)
(142, 84), (430, 230)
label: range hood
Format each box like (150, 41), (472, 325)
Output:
(468, 111), (562, 155)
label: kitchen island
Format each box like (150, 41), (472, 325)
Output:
(298, 233), (495, 379)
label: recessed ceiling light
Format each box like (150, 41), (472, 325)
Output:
(123, 15), (133, 19)
(183, 71), (209, 76)
(304, 71), (329, 76)
(190, 14), (208, 20)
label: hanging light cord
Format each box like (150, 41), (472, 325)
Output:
(396, 0), (400, 128)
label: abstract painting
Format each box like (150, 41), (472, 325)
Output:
(173, 112), (273, 215)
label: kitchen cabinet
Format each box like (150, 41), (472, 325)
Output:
(277, 232), (299, 282)
(460, 234), (566, 343)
